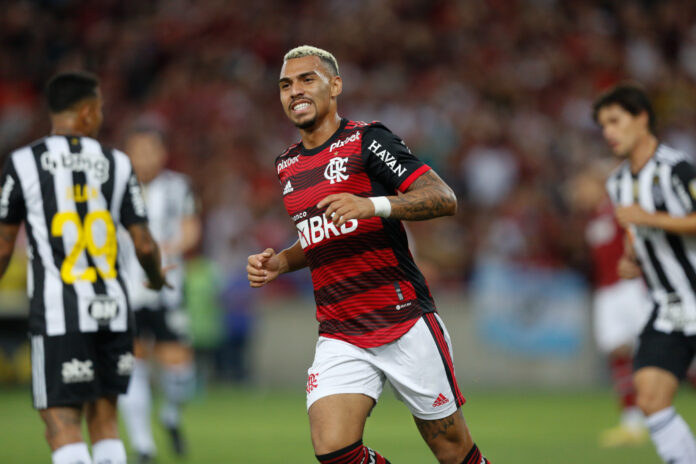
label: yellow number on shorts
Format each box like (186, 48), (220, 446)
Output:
(51, 210), (118, 283)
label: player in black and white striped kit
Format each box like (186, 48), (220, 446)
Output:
(118, 126), (201, 464)
(0, 72), (169, 464)
(595, 83), (696, 463)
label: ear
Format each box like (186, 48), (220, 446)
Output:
(330, 75), (343, 98)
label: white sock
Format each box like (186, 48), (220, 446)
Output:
(91, 439), (126, 464)
(621, 406), (645, 429)
(52, 442), (92, 464)
(646, 406), (696, 463)
(118, 359), (155, 455)
(160, 363), (195, 428)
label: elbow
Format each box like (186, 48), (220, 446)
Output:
(135, 238), (157, 261)
(443, 188), (457, 216)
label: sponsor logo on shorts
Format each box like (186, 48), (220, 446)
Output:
(432, 393), (450, 408)
(62, 358), (94, 383)
(117, 353), (134, 376)
(306, 373), (319, 394)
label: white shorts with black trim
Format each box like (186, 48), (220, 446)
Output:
(593, 278), (650, 353)
(305, 312), (465, 420)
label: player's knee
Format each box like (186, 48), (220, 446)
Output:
(636, 388), (671, 415)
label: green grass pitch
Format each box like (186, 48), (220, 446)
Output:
(4, 386), (695, 463)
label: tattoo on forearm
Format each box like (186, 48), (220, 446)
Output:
(389, 170), (456, 221)
(415, 415), (456, 441)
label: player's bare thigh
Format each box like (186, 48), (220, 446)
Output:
(39, 406), (84, 451)
(85, 395), (120, 443)
(414, 408), (473, 464)
(308, 393), (375, 455)
(154, 341), (193, 366)
(634, 366), (679, 415)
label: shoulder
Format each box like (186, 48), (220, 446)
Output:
(605, 161), (628, 188)
(5, 137), (48, 165)
(275, 141), (302, 162)
(161, 169), (192, 188)
(655, 144), (691, 167)
(110, 147), (132, 166)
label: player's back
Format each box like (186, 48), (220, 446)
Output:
(3, 134), (147, 335)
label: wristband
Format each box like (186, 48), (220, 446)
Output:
(369, 196), (391, 218)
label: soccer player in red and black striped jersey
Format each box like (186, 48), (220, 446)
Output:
(247, 46), (489, 464)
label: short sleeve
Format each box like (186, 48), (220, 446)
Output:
(671, 160), (696, 212)
(120, 169), (148, 228)
(0, 156), (25, 224)
(362, 125), (431, 193)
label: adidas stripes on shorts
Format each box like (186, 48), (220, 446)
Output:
(306, 312), (465, 420)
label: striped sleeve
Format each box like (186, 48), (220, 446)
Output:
(113, 151), (148, 227)
(0, 154), (25, 224)
(670, 160), (696, 212)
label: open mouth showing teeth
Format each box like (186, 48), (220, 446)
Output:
(292, 102), (310, 112)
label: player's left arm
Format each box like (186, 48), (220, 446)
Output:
(615, 160), (696, 234)
(318, 126), (456, 226)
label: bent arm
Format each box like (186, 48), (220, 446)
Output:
(387, 170), (457, 221)
(277, 239), (308, 274)
(127, 223), (166, 289)
(644, 212), (696, 235)
(0, 223), (20, 279)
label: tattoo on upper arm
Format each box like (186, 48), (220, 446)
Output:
(389, 170), (457, 221)
(414, 415), (456, 441)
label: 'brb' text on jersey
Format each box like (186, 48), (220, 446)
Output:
(606, 143), (696, 335)
(275, 119), (436, 348)
(0, 135), (148, 336)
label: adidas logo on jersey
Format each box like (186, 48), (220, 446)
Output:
(432, 393), (450, 408)
(283, 180), (294, 195)
(62, 358), (94, 383)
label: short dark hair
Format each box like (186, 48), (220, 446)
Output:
(45, 71), (99, 113)
(592, 83), (656, 134)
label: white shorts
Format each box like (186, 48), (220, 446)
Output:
(306, 313), (465, 420)
(593, 279), (650, 353)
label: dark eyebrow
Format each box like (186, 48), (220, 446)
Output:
(279, 71), (319, 84)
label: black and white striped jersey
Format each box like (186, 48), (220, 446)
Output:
(118, 170), (195, 310)
(606, 143), (696, 334)
(0, 135), (148, 335)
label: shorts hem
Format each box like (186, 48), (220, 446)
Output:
(409, 403), (459, 421)
(306, 388), (380, 412)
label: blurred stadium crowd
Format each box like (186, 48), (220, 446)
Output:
(3, 0), (696, 377)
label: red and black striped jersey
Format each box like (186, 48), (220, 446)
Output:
(275, 119), (436, 348)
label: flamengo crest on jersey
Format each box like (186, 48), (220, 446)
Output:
(324, 157), (349, 184)
(274, 119), (435, 348)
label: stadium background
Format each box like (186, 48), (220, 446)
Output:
(2, 0), (696, 462)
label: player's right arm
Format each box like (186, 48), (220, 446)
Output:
(0, 223), (20, 279)
(247, 239), (307, 287)
(127, 222), (169, 290)
(617, 230), (642, 279)
(119, 161), (169, 290)
(0, 156), (25, 280)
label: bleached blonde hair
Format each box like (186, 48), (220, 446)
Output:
(284, 45), (339, 76)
